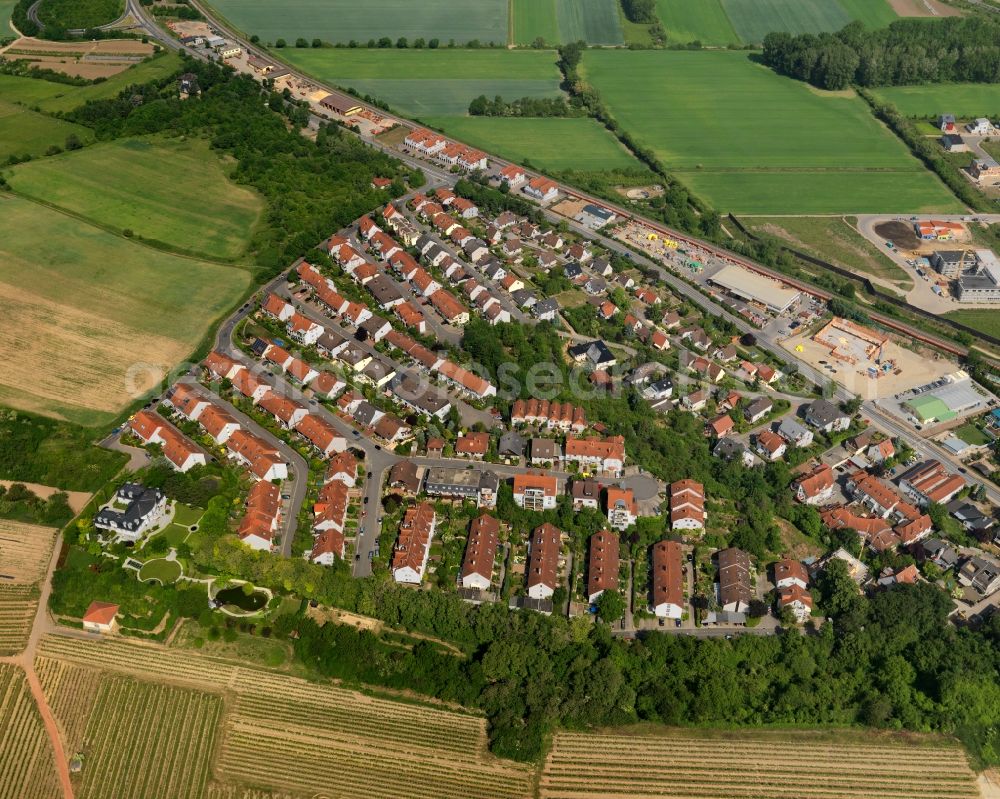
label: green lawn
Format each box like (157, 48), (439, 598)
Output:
(173, 503), (204, 527)
(512, 0), (559, 45)
(138, 557), (182, 584)
(0, 54), (183, 114)
(8, 136), (263, 260)
(206, 0), (508, 45)
(0, 195), (249, 426)
(281, 48), (563, 117)
(747, 216), (913, 287)
(872, 84), (1000, 119)
(37, 0), (124, 29)
(945, 309), (1000, 341)
(954, 422), (990, 447)
(580, 50), (963, 214)
(422, 115), (648, 172)
(0, 99), (94, 161)
(656, 0), (741, 45)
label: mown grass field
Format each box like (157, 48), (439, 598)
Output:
(138, 558), (182, 584)
(0, 195), (249, 426)
(422, 116), (647, 172)
(581, 50), (963, 214)
(0, 0), (17, 28)
(0, 53), (182, 114)
(37, 0), (124, 29)
(207, 0), (508, 45)
(540, 728), (980, 799)
(945, 309), (1000, 341)
(281, 48), (563, 117)
(8, 136), (263, 260)
(655, 0), (740, 45)
(747, 216), (914, 287)
(873, 83), (1000, 119)
(0, 99), (94, 161)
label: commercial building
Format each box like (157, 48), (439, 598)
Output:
(957, 250), (1000, 303)
(708, 265), (801, 314)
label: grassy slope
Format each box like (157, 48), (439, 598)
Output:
(8, 136), (263, 260)
(281, 48), (563, 117)
(655, 0), (741, 45)
(205, 0), (508, 44)
(512, 0), (559, 45)
(581, 50), (963, 213)
(0, 54), (183, 114)
(0, 100), (94, 161)
(721, 0), (851, 43)
(422, 116), (647, 172)
(872, 84), (1000, 119)
(746, 216), (914, 287)
(0, 195), (248, 426)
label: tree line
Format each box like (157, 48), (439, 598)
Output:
(468, 94), (574, 118)
(762, 18), (1000, 90)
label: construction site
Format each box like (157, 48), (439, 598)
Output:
(784, 317), (955, 399)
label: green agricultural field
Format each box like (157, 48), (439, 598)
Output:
(281, 48), (563, 117)
(512, 0), (559, 45)
(0, 54), (182, 114)
(721, 0), (851, 43)
(8, 136), (263, 260)
(581, 50), (963, 214)
(873, 84), (1000, 119)
(655, 0), (740, 45)
(0, 0), (17, 28)
(836, 0), (899, 29)
(37, 0), (124, 29)
(0, 196), (249, 426)
(0, 99), (94, 161)
(422, 116), (647, 172)
(206, 0), (508, 45)
(747, 216), (913, 288)
(555, 0), (623, 45)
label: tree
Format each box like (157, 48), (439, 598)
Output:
(311, 38), (322, 48)
(377, 36), (392, 48)
(621, 0), (656, 23)
(274, 38), (286, 48)
(428, 38), (439, 48)
(595, 590), (625, 623)
(295, 38), (308, 48)
(413, 37), (425, 48)
(396, 37), (408, 48)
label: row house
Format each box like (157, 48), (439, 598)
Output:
(128, 411), (206, 473)
(563, 435), (625, 475)
(670, 479), (705, 531)
(392, 502), (437, 584)
(587, 529), (620, 603)
(793, 463), (834, 506)
(461, 513), (499, 591)
(237, 480), (281, 551)
(899, 460), (966, 507)
(527, 523), (562, 600)
(652, 540), (684, 619)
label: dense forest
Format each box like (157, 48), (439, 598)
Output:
(762, 18), (1000, 90)
(62, 56), (416, 279)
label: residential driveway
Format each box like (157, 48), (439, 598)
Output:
(99, 429), (150, 472)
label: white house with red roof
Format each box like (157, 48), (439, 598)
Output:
(82, 601), (119, 633)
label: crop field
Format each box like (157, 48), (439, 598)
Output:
(37, 634), (534, 799)
(722, 0), (851, 43)
(0, 664), (61, 799)
(747, 216), (913, 288)
(655, 0), (740, 45)
(422, 116), (647, 173)
(0, 54), (182, 114)
(580, 50), (963, 214)
(74, 674), (221, 799)
(0, 519), (58, 582)
(0, 196), (249, 426)
(281, 48), (563, 117)
(0, 584), (37, 654)
(35, 657), (102, 756)
(873, 83), (1000, 118)
(8, 136), (263, 260)
(513, 0), (622, 45)
(207, 0), (508, 45)
(0, 99), (94, 162)
(540, 728), (980, 798)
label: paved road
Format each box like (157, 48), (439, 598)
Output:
(99, 430), (151, 472)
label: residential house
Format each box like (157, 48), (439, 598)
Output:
(571, 479), (601, 511)
(777, 417), (813, 448)
(82, 601), (119, 634)
(424, 467), (499, 509)
(805, 398), (850, 433)
(456, 432), (490, 459)
(755, 430), (787, 461)
(564, 435), (626, 475)
(670, 479), (705, 531)
(899, 460), (966, 507)
(94, 483), (167, 542)
(513, 472), (559, 511)
(129, 411), (205, 473)
(717, 547), (753, 614)
(605, 487), (638, 531)
(587, 529), (620, 603)
(237, 480), (281, 551)
(524, 176), (559, 202)
(527, 523), (562, 600)
(793, 463), (835, 505)
(744, 397), (773, 424)
(392, 503), (437, 584)
(651, 540), (685, 619)
(461, 514), (499, 590)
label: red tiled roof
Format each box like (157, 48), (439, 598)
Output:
(587, 529), (620, 598)
(527, 523), (561, 590)
(462, 514), (499, 582)
(83, 601), (118, 625)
